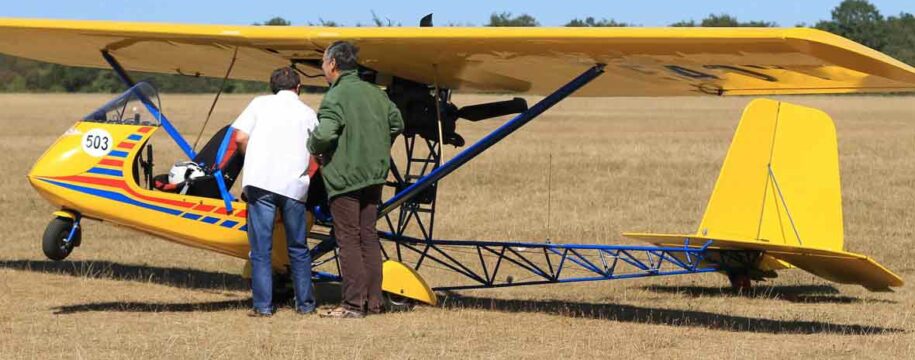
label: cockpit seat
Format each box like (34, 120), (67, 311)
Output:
(154, 125), (243, 199)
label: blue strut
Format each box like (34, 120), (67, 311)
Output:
(101, 50), (197, 160)
(379, 64), (606, 217)
(101, 50), (234, 213)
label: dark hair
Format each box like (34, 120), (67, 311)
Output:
(270, 67), (300, 94)
(325, 41), (359, 71)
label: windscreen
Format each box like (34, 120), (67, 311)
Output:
(83, 82), (162, 125)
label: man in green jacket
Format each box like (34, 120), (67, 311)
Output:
(309, 41), (404, 318)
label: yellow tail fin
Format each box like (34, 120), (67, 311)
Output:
(624, 99), (902, 291)
(699, 98), (844, 251)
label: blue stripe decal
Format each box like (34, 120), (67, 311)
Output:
(220, 220), (238, 228)
(87, 168), (123, 177)
(127, 134), (143, 141)
(39, 179), (182, 215)
(201, 216), (220, 224)
(182, 213), (202, 220)
(109, 150), (129, 158)
(239, 225), (248, 232)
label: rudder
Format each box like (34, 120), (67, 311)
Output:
(698, 99), (844, 252)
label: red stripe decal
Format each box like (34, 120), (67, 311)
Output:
(117, 142), (135, 149)
(99, 159), (124, 167)
(214, 207), (246, 218)
(194, 204), (216, 212)
(138, 127), (152, 133)
(55, 175), (196, 209)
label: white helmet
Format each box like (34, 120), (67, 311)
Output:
(168, 161), (206, 185)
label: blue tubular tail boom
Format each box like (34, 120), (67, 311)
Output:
(101, 50), (198, 160)
(379, 232), (720, 291)
(379, 64), (606, 218)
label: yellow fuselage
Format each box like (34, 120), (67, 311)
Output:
(28, 121), (295, 268)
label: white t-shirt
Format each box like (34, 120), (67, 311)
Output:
(231, 90), (317, 201)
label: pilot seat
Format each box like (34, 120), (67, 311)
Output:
(153, 125), (243, 199)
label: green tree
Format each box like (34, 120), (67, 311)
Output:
(885, 13), (915, 65)
(701, 14), (740, 27)
(565, 17), (628, 27)
(815, 0), (887, 50)
(670, 20), (697, 27)
(487, 12), (539, 27)
(257, 17), (291, 26)
(671, 14), (775, 27)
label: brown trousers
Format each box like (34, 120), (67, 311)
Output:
(329, 184), (384, 313)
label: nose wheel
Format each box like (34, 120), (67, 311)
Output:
(42, 216), (81, 261)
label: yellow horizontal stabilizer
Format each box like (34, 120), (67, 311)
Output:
(623, 233), (903, 291)
(1, 18), (915, 95)
(624, 99), (903, 291)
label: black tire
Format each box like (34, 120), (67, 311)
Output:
(383, 292), (416, 312)
(42, 218), (79, 261)
(727, 272), (753, 291)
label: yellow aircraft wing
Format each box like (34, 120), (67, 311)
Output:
(1, 18), (915, 96)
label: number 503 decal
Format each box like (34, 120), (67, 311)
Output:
(81, 129), (113, 157)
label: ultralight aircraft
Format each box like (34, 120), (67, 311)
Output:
(0, 15), (910, 308)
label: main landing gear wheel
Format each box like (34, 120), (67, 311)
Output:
(727, 272), (753, 291)
(42, 217), (80, 261)
(383, 292), (417, 312)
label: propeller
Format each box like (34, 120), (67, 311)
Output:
(457, 98), (528, 122)
(387, 14), (530, 147)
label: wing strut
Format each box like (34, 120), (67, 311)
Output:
(379, 64), (606, 217)
(101, 50), (236, 213)
(101, 50), (198, 160)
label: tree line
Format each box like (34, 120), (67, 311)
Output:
(0, 0), (911, 93)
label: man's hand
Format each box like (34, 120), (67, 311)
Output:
(235, 130), (250, 154)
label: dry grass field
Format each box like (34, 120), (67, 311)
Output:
(0, 92), (912, 359)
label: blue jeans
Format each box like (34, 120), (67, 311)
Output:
(245, 186), (315, 314)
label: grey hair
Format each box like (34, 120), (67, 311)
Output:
(325, 41), (359, 71)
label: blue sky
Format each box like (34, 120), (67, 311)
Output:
(2, 1), (913, 27)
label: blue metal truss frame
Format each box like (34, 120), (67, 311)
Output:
(302, 63), (741, 291)
(379, 233), (720, 291)
(384, 133), (442, 241)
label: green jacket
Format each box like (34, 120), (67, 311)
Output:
(308, 70), (404, 199)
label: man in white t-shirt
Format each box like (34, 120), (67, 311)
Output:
(232, 67), (318, 317)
